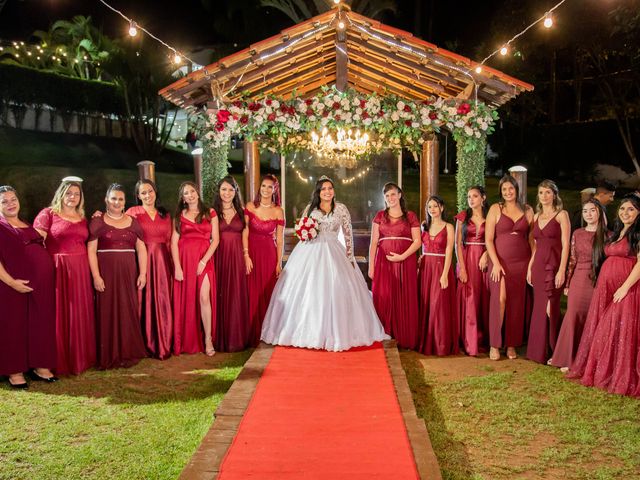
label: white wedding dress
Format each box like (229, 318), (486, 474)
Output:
(261, 202), (389, 351)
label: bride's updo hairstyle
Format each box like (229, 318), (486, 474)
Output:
(309, 176), (336, 215)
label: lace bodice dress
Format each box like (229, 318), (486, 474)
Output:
(261, 202), (388, 351)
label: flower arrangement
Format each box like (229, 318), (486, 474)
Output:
(295, 216), (319, 242)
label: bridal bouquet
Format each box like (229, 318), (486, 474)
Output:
(295, 216), (318, 242)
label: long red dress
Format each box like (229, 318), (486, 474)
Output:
(455, 211), (490, 356)
(527, 215), (563, 364)
(126, 206), (173, 360)
(34, 208), (95, 375)
(488, 212), (531, 348)
(569, 237), (640, 397)
(0, 217), (56, 375)
(550, 229), (595, 369)
(90, 216), (147, 369)
(172, 211), (217, 355)
(418, 226), (458, 356)
(215, 213), (250, 352)
(245, 208), (284, 348)
(372, 210), (420, 350)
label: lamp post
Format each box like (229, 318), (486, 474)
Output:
(136, 160), (156, 183)
(191, 147), (204, 196)
(508, 165), (528, 206)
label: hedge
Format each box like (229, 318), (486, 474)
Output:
(0, 63), (126, 115)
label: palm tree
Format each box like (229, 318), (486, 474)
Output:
(259, 0), (397, 23)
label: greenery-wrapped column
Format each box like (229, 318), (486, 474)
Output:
(202, 141), (230, 204)
(453, 132), (488, 212)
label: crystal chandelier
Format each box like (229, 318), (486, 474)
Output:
(309, 128), (370, 169)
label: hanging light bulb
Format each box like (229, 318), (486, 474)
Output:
(128, 20), (138, 37)
(173, 51), (182, 64)
(338, 21), (345, 30)
(475, 66), (482, 74)
(333, 0), (340, 4)
(543, 13), (553, 29)
(500, 46), (508, 56)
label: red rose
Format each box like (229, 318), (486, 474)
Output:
(215, 122), (225, 132)
(428, 112), (437, 120)
(248, 102), (261, 111)
(232, 100), (243, 108)
(334, 114), (341, 120)
(306, 108), (314, 116)
(240, 115), (249, 124)
(266, 99), (272, 106)
(362, 111), (370, 119)
(216, 109), (231, 123)
(405, 120), (412, 127)
(360, 99), (366, 108)
(322, 110), (329, 117)
(333, 101), (341, 110)
(457, 103), (471, 115)
(267, 113), (276, 121)
(378, 110), (385, 117)
(305, 99), (313, 106)
(403, 105), (412, 112)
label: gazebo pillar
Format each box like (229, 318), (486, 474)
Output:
(508, 165), (528, 206)
(244, 140), (261, 202)
(420, 134), (439, 222)
(191, 148), (204, 196)
(280, 153), (286, 214)
(136, 160), (156, 184)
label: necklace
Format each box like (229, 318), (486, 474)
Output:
(260, 201), (273, 208)
(106, 211), (124, 220)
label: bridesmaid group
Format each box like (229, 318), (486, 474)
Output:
(0, 173), (285, 388)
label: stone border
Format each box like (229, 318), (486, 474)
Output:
(180, 341), (442, 480)
(383, 339), (443, 480)
(179, 344), (274, 480)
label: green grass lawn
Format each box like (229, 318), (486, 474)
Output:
(401, 351), (640, 480)
(0, 351), (251, 480)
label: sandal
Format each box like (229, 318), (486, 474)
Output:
(489, 347), (500, 361)
(205, 338), (216, 357)
(506, 347), (517, 360)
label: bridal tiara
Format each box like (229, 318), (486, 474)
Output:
(318, 175), (332, 182)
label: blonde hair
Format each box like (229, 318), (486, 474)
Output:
(536, 179), (563, 214)
(50, 180), (85, 217)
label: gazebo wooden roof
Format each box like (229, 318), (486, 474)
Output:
(160, 7), (533, 111)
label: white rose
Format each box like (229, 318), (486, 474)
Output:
(272, 100), (280, 108)
(396, 101), (405, 110)
(464, 126), (473, 136)
(391, 112), (400, 121)
(310, 229), (317, 238)
(411, 121), (420, 128)
(363, 117), (373, 126)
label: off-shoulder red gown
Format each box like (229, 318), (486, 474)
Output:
(90, 216), (147, 369)
(418, 226), (458, 356)
(127, 206), (173, 360)
(371, 210), (420, 350)
(172, 211), (217, 355)
(455, 211), (490, 356)
(34, 208), (95, 374)
(245, 208), (284, 347)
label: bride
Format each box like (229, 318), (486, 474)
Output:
(261, 176), (388, 351)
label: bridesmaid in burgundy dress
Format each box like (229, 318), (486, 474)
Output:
(368, 182), (421, 349)
(485, 175), (534, 361)
(550, 199), (606, 371)
(214, 176), (250, 352)
(418, 195), (458, 356)
(526, 180), (571, 364)
(0, 186), (57, 388)
(88, 184), (148, 370)
(455, 185), (490, 356)
(34, 178), (96, 375)
(242, 174), (285, 347)
(569, 194), (640, 397)
(171, 181), (219, 356)
(127, 180), (173, 360)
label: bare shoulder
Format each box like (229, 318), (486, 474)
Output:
(487, 204), (501, 216)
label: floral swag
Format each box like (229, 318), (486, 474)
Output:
(199, 88), (499, 210)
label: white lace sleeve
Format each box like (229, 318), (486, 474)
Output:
(337, 203), (355, 262)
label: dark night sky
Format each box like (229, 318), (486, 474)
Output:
(0, 0), (504, 59)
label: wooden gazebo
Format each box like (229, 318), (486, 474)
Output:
(160, 4), (533, 215)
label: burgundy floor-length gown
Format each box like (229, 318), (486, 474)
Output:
(527, 215), (563, 364)
(127, 206), (173, 360)
(245, 208), (284, 347)
(215, 213), (249, 352)
(455, 211), (490, 356)
(418, 226), (458, 356)
(372, 210), (420, 350)
(488, 211), (531, 349)
(0, 217), (56, 376)
(550, 229), (595, 369)
(173, 211), (217, 355)
(90, 217), (147, 369)
(34, 208), (95, 375)
(569, 237), (640, 397)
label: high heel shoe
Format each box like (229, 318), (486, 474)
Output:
(8, 377), (28, 389)
(489, 347), (500, 361)
(28, 370), (59, 383)
(205, 339), (216, 357)
(506, 347), (517, 360)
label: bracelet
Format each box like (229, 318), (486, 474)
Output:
(243, 248), (249, 252)
(199, 260), (206, 265)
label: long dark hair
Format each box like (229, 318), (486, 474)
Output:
(174, 181), (210, 233)
(213, 175), (245, 222)
(584, 198), (607, 285)
(253, 174), (281, 207)
(606, 193), (640, 255)
(135, 179), (168, 218)
(308, 176), (335, 215)
(422, 195), (446, 231)
(383, 182), (408, 221)
(499, 174), (525, 212)
(461, 185), (488, 246)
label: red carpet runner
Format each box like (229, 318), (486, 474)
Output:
(217, 343), (419, 479)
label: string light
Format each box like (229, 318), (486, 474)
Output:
(543, 13), (553, 29)
(338, 21), (345, 30)
(499, 46), (508, 56)
(342, 167), (371, 184)
(173, 51), (182, 64)
(128, 20), (138, 37)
